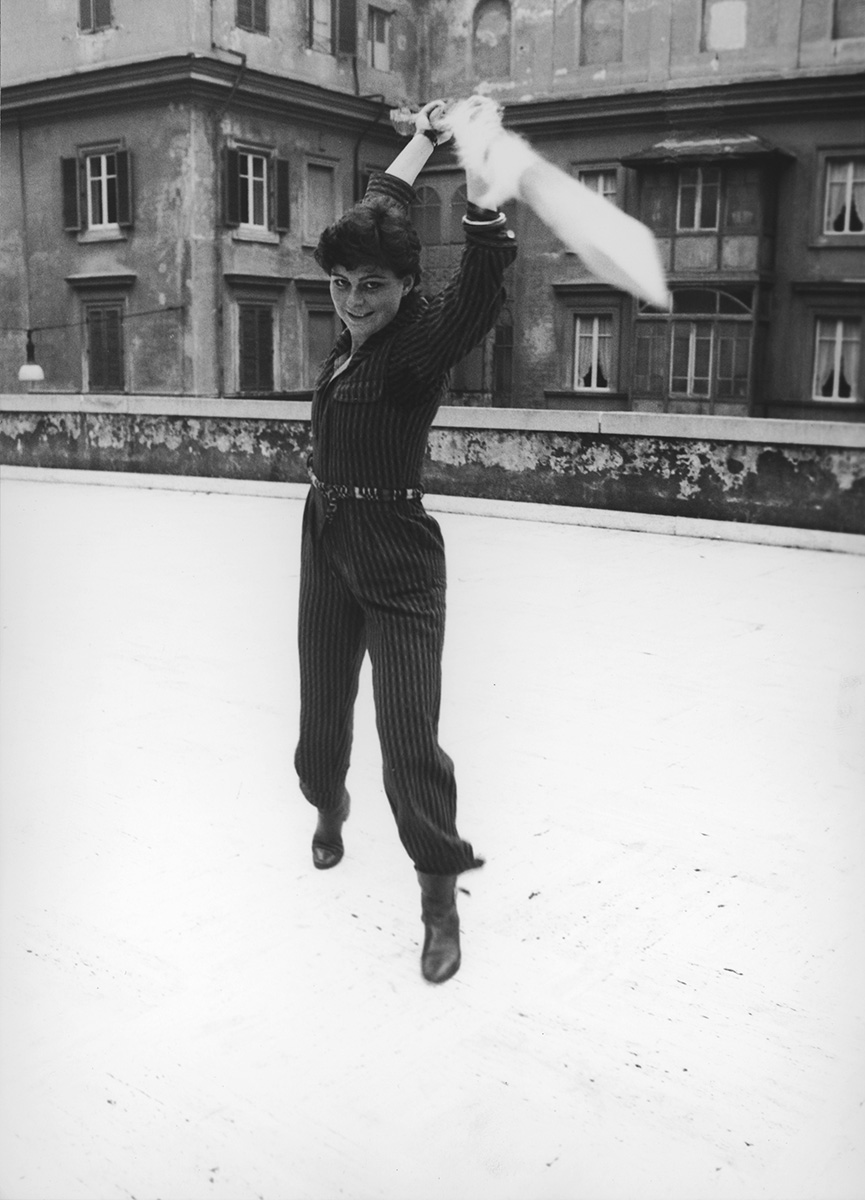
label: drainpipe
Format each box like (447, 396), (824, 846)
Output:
(352, 91), (389, 202)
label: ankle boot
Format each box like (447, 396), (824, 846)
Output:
(312, 789), (350, 870)
(417, 871), (461, 984)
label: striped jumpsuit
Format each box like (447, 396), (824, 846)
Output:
(295, 172), (517, 876)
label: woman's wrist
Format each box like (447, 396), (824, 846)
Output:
(465, 200), (501, 222)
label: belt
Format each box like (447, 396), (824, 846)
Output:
(308, 465), (424, 517)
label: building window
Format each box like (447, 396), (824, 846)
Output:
(85, 303), (125, 392)
(823, 157), (865, 234)
(62, 149), (133, 234)
(812, 318), (861, 401)
(240, 151), (268, 228)
(368, 6), (391, 69)
(492, 315), (513, 402)
(833, 0), (865, 39)
(580, 0), (624, 66)
(574, 315), (613, 390)
(224, 148), (290, 233)
(670, 321), (714, 395)
(447, 183), (469, 243)
(701, 0), (747, 52)
(309, 0), (357, 55)
(578, 169), (618, 205)
(87, 153), (120, 228)
(306, 309), (340, 386)
(412, 186), (443, 245)
(677, 167), (721, 231)
(635, 287), (754, 409)
(473, 0), (511, 78)
(237, 0), (268, 33)
(304, 162), (337, 242)
(238, 304), (275, 393)
(79, 0), (112, 32)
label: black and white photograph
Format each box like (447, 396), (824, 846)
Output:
(1, 2), (864, 1198)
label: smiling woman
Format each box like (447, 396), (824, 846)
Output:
(294, 97), (517, 986)
(327, 265), (414, 355)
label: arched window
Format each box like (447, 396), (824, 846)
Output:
(473, 0), (511, 79)
(449, 183), (469, 243)
(411, 186), (442, 245)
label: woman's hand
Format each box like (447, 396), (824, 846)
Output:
(414, 100), (454, 145)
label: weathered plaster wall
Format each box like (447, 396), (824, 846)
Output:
(424, 427), (865, 533)
(1, 0), (416, 104)
(0, 411), (311, 483)
(3, 401), (864, 533)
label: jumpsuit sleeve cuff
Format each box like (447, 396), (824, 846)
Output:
(362, 171), (418, 215)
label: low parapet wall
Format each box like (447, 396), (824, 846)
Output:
(2, 395), (864, 534)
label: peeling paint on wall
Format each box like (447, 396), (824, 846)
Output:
(2, 413), (864, 534)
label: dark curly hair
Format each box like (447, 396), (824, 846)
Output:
(314, 198), (422, 288)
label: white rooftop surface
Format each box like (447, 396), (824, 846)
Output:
(1, 471), (864, 1200)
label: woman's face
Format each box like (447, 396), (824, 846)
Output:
(329, 263), (414, 349)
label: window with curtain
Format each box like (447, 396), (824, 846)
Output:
(573, 315), (612, 390)
(823, 158), (865, 234)
(578, 169), (618, 205)
(812, 318), (861, 401)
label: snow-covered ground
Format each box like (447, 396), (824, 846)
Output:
(1, 471), (863, 1200)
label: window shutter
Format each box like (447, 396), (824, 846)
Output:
(258, 306), (274, 390)
(116, 150), (133, 228)
(336, 0), (357, 55)
(62, 157), (82, 231)
(239, 304), (274, 392)
(274, 157), (290, 232)
(87, 305), (125, 392)
(237, 0), (253, 28)
(94, 0), (112, 28)
(225, 149), (241, 226)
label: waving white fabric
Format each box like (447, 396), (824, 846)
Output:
(444, 96), (670, 309)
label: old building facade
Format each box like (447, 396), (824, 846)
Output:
(2, 0), (864, 418)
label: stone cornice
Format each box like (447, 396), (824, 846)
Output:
(0, 54), (399, 134)
(4, 57), (863, 139)
(501, 70), (865, 138)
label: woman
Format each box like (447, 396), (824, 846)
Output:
(295, 97), (516, 984)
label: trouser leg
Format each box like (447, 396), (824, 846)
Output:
(366, 599), (483, 876)
(294, 509), (365, 813)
